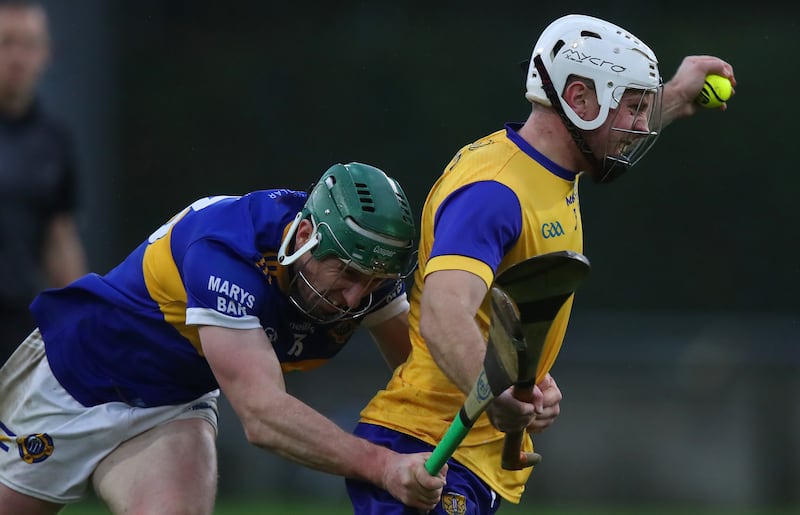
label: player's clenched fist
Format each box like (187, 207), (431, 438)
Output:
(381, 452), (447, 511)
(527, 373), (562, 434)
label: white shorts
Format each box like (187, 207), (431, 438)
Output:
(0, 329), (220, 504)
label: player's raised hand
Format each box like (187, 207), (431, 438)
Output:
(382, 452), (447, 511)
(662, 55), (736, 123)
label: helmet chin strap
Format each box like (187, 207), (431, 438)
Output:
(277, 212), (320, 266)
(532, 55), (625, 184)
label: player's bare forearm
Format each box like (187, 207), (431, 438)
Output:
(241, 389), (381, 477)
(200, 325), (445, 509)
(419, 271), (489, 394)
(238, 390), (445, 510)
(420, 271), (543, 433)
(203, 326), (383, 479)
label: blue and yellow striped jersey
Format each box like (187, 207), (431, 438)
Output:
(32, 190), (403, 408)
(360, 123), (583, 503)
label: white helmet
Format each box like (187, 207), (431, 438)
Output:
(525, 14), (661, 131)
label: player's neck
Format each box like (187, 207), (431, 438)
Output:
(518, 109), (584, 173)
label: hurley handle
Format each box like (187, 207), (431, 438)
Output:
(500, 385), (542, 470)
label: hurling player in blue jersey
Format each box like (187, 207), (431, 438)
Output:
(350, 15), (736, 514)
(0, 162), (447, 514)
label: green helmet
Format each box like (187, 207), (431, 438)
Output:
(279, 162), (416, 278)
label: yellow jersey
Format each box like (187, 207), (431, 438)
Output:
(359, 124), (583, 502)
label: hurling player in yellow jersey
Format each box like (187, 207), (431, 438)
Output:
(348, 14), (736, 514)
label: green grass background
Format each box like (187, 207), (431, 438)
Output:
(62, 498), (796, 515)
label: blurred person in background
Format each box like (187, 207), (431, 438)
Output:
(0, 162), (446, 514)
(348, 14), (736, 514)
(0, 0), (87, 361)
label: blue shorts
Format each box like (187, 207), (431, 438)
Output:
(346, 423), (502, 515)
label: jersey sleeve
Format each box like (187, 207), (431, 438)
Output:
(360, 277), (408, 327)
(428, 180), (522, 281)
(182, 240), (267, 330)
(362, 292), (408, 327)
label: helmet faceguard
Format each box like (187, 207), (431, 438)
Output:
(278, 162), (416, 322)
(525, 14), (663, 182)
(599, 86), (663, 182)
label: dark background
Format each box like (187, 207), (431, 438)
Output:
(39, 1), (798, 510)
(48, 1), (800, 313)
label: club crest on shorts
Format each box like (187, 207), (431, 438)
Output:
(17, 433), (55, 464)
(441, 492), (467, 515)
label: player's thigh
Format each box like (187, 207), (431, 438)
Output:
(92, 417), (218, 515)
(0, 482), (62, 515)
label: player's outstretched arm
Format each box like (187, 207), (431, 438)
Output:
(661, 55), (736, 126)
(199, 325), (446, 510)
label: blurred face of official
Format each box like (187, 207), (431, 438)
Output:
(0, 6), (50, 102)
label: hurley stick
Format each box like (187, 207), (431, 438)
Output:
(424, 250), (591, 475)
(495, 250), (591, 470)
(424, 286), (524, 475)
